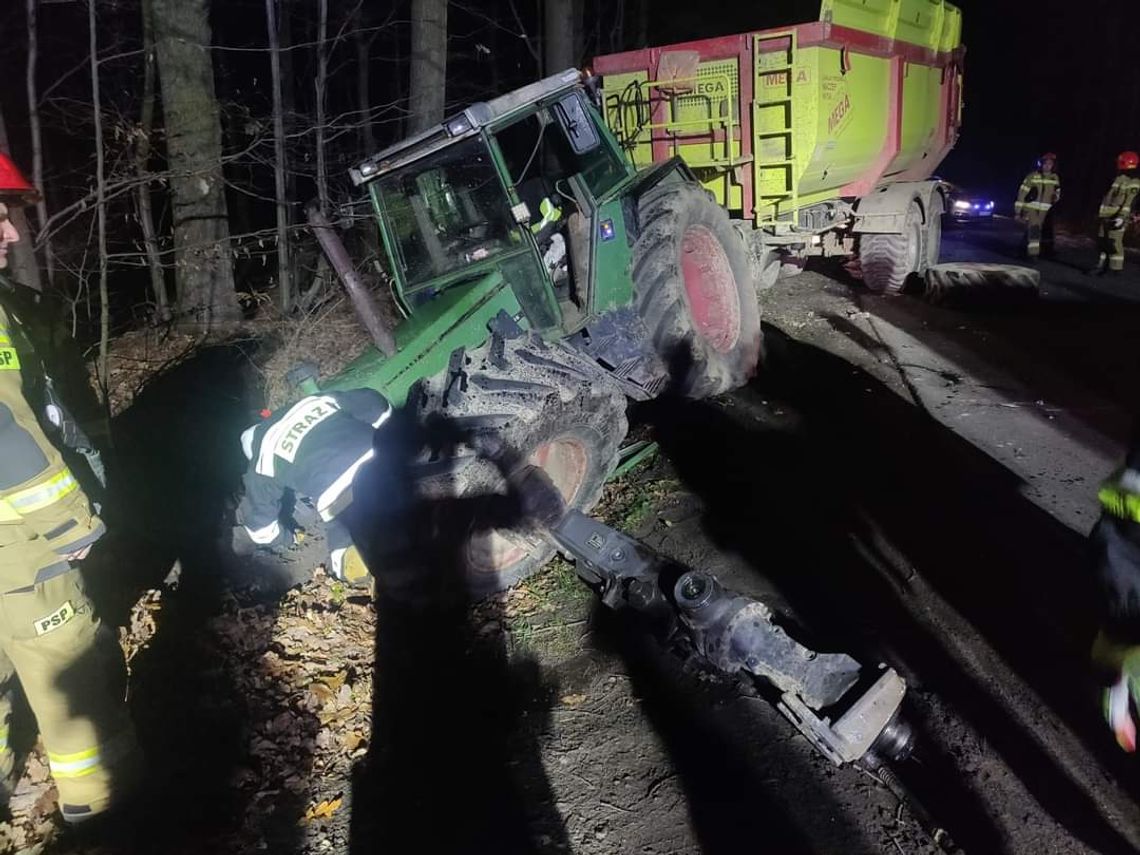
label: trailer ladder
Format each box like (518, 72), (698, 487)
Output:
(753, 30), (798, 226)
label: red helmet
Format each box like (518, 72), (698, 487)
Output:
(0, 152), (38, 204)
(1118, 150), (1140, 171)
(1038, 152), (1057, 169)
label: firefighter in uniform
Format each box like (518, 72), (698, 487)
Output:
(1092, 150), (1140, 275)
(236, 389), (393, 587)
(1091, 450), (1140, 751)
(0, 153), (137, 822)
(1014, 152), (1060, 259)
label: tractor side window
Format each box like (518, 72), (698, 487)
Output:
(496, 113), (573, 217)
(495, 106), (626, 208)
(374, 137), (522, 289)
(554, 97), (627, 199)
(561, 124), (627, 199)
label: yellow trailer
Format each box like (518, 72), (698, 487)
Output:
(593, 0), (965, 292)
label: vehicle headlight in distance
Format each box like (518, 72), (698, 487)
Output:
(953, 200), (971, 210)
(985, 201), (995, 209)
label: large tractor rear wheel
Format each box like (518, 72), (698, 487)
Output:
(418, 336), (627, 598)
(860, 200), (925, 294)
(633, 183), (762, 398)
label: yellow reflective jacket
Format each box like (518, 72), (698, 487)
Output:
(0, 299), (103, 591)
(1099, 174), (1140, 221)
(1014, 170), (1061, 213)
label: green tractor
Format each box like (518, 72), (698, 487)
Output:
(310, 69), (761, 596)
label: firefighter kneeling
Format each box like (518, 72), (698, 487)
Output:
(0, 152), (138, 823)
(236, 389), (394, 588)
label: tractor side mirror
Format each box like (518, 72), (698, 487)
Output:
(553, 93), (600, 155)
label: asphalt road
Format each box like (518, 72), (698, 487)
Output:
(770, 216), (1140, 534)
(745, 215), (1140, 853)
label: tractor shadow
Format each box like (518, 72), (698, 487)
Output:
(626, 328), (1140, 854)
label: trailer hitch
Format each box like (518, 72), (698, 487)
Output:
(547, 509), (912, 766)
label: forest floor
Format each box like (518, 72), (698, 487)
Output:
(5, 219), (1140, 853)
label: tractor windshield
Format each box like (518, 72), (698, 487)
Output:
(374, 136), (522, 290)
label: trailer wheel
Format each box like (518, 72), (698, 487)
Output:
(925, 194), (944, 268)
(860, 200), (924, 294)
(417, 338), (627, 598)
(633, 183), (762, 397)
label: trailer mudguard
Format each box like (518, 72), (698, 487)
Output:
(851, 180), (945, 235)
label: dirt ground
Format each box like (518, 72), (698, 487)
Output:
(7, 222), (1140, 854)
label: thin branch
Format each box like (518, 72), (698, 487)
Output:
(503, 0), (541, 63)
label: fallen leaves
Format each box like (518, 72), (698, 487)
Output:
(303, 797), (343, 822)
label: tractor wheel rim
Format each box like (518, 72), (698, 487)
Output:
(467, 437), (590, 577)
(680, 225), (741, 353)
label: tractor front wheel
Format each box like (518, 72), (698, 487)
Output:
(461, 383), (625, 596)
(417, 337), (627, 598)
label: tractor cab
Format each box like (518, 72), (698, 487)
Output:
(351, 69), (634, 338)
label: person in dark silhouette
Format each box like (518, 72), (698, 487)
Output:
(347, 409), (571, 853)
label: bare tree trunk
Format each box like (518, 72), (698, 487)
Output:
(315, 0), (330, 214)
(150, 0), (240, 329)
(354, 3), (376, 152)
(544, 0), (576, 77)
(278, 0), (298, 219)
(408, 0), (448, 134)
(136, 0), (169, 322)
(89, 0), (109, 391)
(0, 108), (42, 292)
(265, 0), (293, 312)
(25, 0), (54, 288)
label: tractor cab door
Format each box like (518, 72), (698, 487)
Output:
(492, 91), (628, 330)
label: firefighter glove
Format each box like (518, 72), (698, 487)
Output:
(1093, 630), (1140, 752)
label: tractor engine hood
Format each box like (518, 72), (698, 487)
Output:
(326, 272), (523, 405)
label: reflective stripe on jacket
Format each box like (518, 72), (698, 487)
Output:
(1015, 170), (1061, 213)
(1099, 175), (1140, 220)
(238, 389), (392, 543)
(0, 301), (103, 591)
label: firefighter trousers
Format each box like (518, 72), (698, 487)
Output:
(0, 567), (138, 822)
(1024, 209), (1049, 257)
(1098, 219), (1127, 271)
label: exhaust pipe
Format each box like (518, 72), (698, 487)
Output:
(306, 204), (397, 358)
